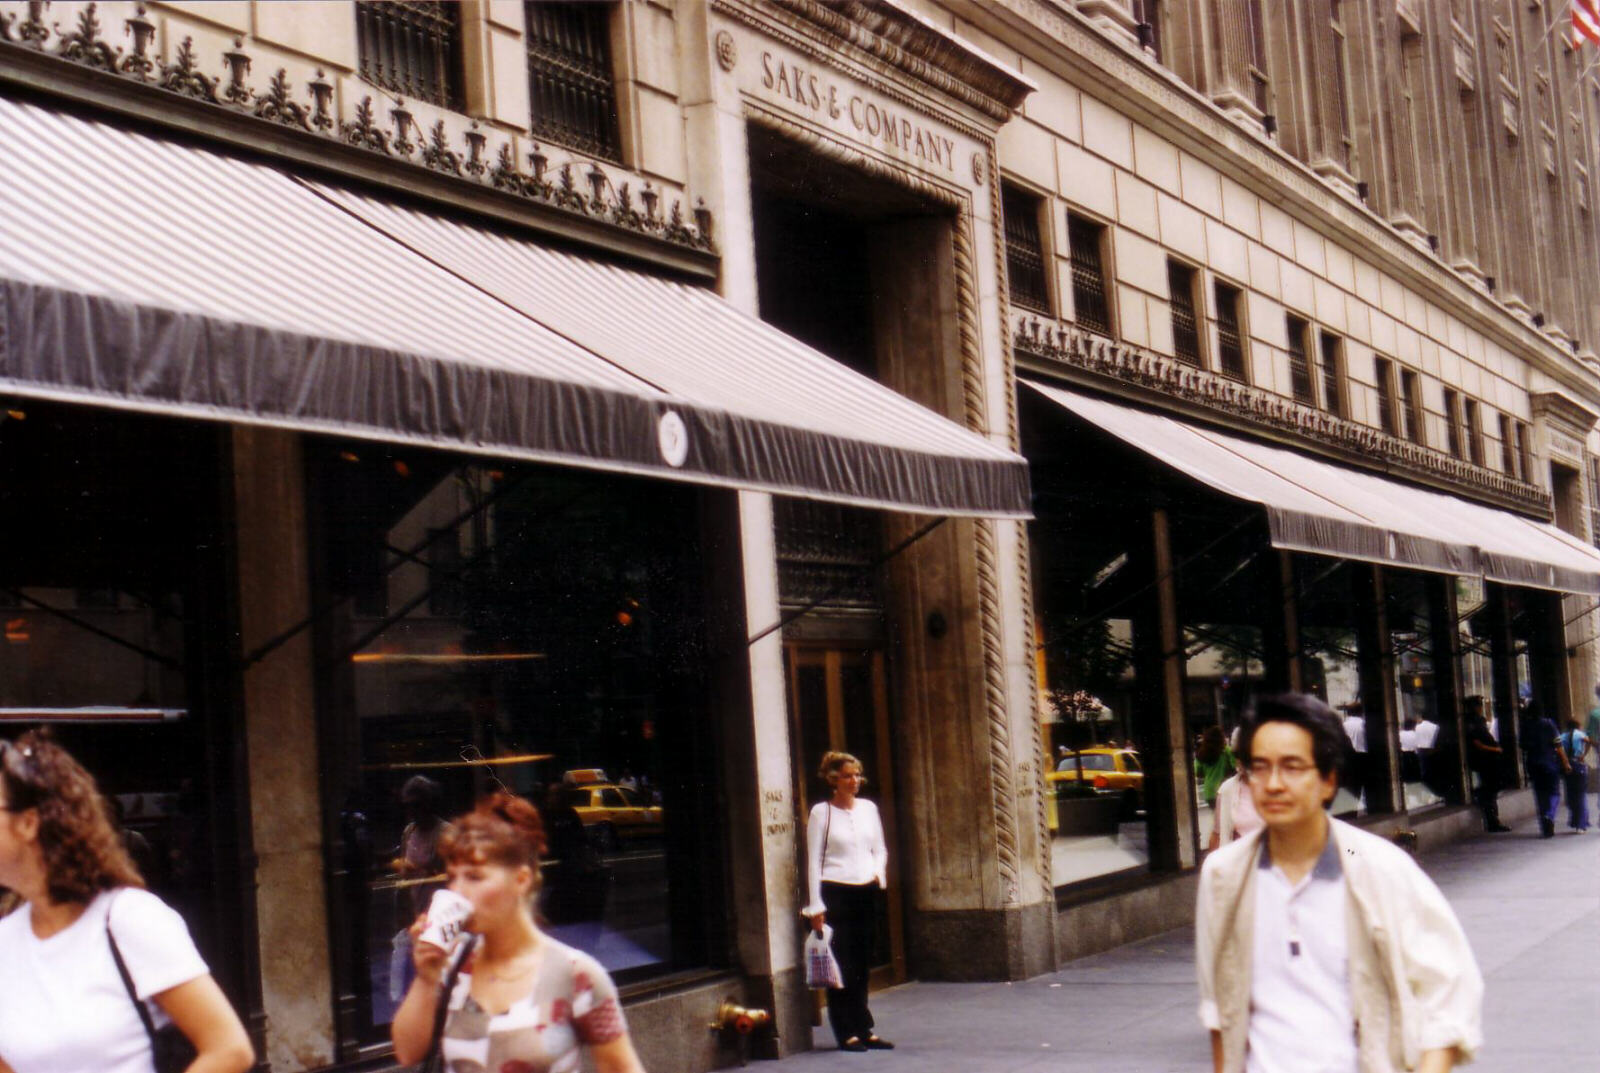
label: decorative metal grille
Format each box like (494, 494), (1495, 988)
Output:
(1214, 281), (1247, 380)
(1588, 457), (1600, 548)
(1286, 315), (1314, 404)
(1374, 358), (1398, 437)
(525, 1), (622, 161)
(1499, 414), (1517, 477)
(773, 499), (882, 612)
(1515, 420), (1532, 484)
(1167, 261), (1200, 365)
(1002, 184), (1051, 314)
(1464, 398), (1484, 466)
(1067, 214), (1110, 336)
(1399, 370), (1423, 445)
(356, 1), (464, 111)
(1318, 331), (1343, 417)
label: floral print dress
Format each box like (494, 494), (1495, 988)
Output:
(439, 938), (626, 1073)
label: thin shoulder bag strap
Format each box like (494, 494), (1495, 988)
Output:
(106, 895), (162, 1054)
(820, 802), (831, 873)
(423, 933), (479, 1073)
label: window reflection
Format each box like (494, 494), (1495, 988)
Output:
(1294, 559), (1366, 817)
(310, 446), (711, 1041)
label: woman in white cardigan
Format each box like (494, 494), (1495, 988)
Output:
(802, 751), (892, 1053)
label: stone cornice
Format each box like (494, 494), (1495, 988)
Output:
(1531, 391), (1600, 438)
(1013, 312), (1554, 520)
(0, 1), (718, 277)
(753, 0), (1036, 124)
(963, 0), (1600, 410)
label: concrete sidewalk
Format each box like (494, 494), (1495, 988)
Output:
(784, 812), (1600, 1072)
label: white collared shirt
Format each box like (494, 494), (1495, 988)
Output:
(1247, 837), (1357, 1073)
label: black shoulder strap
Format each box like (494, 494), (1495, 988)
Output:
(106, 895), (161, 1053)
(422, 933), (479, 1073)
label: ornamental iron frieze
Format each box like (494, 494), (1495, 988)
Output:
(1013, 312), (1552, 518)
(0, 2), (716, 255)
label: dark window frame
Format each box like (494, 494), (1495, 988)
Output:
(1442, 388), (1464, 459)
(1002, 182), (1053, 315)
(1463, 398), (1484, 466)
(1373, 356), (1399, 437)
(1515, 420), (1533, 485)
(1588, 456), (1600, 547)
(1066, 211), (1113, 337)
(1398, 368), (1425, 446)
(1167, 259), (1202, 366)
(1499, 413), (1518, 477)
(524, 1), (623, 161)
(1214, 280), (1249, 381)
(1285, 314), (1315, 404)
(355, 1), (466, 112)
(1317, 330), (1345, 417)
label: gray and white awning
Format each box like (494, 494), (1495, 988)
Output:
(1024, 380), (1600, 594)
(0, 95), (1030, 518)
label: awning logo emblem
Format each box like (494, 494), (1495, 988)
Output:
(658, 411), (689, 468)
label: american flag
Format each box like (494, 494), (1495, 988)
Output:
(1577, 0), (1600, 47)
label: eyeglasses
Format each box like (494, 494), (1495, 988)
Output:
(1245, 758), (1320, 782)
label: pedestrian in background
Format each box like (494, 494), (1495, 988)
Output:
(803, 751), (892, 1053)
(1465, 698), (1510, 833)
(1195, 694), (1483, 1073)
(1520, 702), (1568, 839)
(1558, 718), (1590, 832)
(0, 730), (254, 1073)
(1585, 686), (1600, 815)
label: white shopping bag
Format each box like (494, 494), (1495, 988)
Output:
(803, 923), (844, 990)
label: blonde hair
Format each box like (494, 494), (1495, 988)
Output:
(818, 750), (866, 786)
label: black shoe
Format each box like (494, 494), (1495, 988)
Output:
(1540, 819), (1556, 838)
(1487, 824), (1512, 833)
(840, 1038), (869, 1053)
(864, 1036), (895, 1050)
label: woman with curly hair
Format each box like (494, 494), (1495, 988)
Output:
(0, 729), (253, 1073)
(391, 792), (646, 1073)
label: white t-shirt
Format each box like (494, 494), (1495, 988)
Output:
(0, 888), (209, 1073)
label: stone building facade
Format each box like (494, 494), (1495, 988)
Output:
(0, 2), (1597, 1072)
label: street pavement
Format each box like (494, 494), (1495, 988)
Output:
(786, 809), (1600, 1071)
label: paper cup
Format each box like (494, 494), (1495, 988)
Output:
(418, 888), (473, 951)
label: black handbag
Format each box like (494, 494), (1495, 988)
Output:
(107, 906), (199, 1073)
(419, 934), (478, 1073)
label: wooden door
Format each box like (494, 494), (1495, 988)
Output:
(785, 644), (906, 987)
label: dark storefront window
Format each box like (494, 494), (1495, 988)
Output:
(1067, 212), (1112, 336)
(1168, 260), (1201, 366)
(309, 446), (718, 1045)
(1214, 281), (1248, 381)
(1385, 572), (1447, 811)
(0, 405), (233, 978)
(1002, 182), (1051, 314)
(525, 1), (622, 161)
(1294, 558), (1371, 817)
(356, 1), (465, 111)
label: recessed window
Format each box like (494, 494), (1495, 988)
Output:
(1443, 388), (1464, 459)
(1286, 315), (1314, 404)
(1066, 213), (1112, 336)
(356, 1), (465, 111)
(1373, 357), (1399, 436)
(1587, 456), (1600, 547)
(1318, 331), (1345, 417)
(1002, 183), (1051, 314)
(1167, 261), (1201, 366)
(1499, 413), (1518, 477)
(1214, 281), (1248, 381)
(1515, 420), (1533, 483)
(525, 1), (622, 160)
(1463, 398), (1484, 465)
(1399, 369), (1424, 445)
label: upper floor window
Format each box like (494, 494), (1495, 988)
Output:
(1002, 183), (1051, 314)
(1462, 398), (1484, 466)
(1286, 315), (1315, 404)
(1330, 0), (1354, 169)
(1588, 456), (1600, 547)
(1373, 357), (1398, 436)
(1498, 413), (1518, 477)
(356, 1), (465, 111)
(1443, 388), (1464, 459)
(1318, 331), (1344, 417)
(1247, 0), (1270, 114)
(1398, 369), (1424, 445)
(1515, 419), (1533, 484)
(525, 1), (622, 160)
(1167, 260), (1201, 366)
(1214, 281), (1248, 381)
(1134, 0), (1163, 62)
(1066, 213), (1112, 336)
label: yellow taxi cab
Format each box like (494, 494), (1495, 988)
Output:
(1046, 748), (1144, 807)
(558, 783), (663, 851)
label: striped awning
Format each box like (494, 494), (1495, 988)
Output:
(1024, 380), (1600, 595)
(0, 95), (1029, 518)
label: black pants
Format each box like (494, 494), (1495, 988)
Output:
(821, 880), (879, 1046)
(1473, 765), (1502, 828)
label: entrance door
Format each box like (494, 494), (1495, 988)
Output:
(785, 644), (906, 987)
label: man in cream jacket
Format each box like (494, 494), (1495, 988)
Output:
(1195, 694), (1483, 1073)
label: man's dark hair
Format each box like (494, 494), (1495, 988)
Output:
(1236, 693), (1348, 780)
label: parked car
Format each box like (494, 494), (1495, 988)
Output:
(1047, 748), (1144, 814)
(559, 783), (663, 850)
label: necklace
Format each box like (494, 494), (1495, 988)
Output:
(482, 946), (543, 984)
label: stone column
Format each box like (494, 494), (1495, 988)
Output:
(231, 426), (335, 1070)
(1134, 505), (1197, 872)
(1426, 574), (1469, 806)
(1260, 549), (1302, 693)
(1209, 0), (1265, 122)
